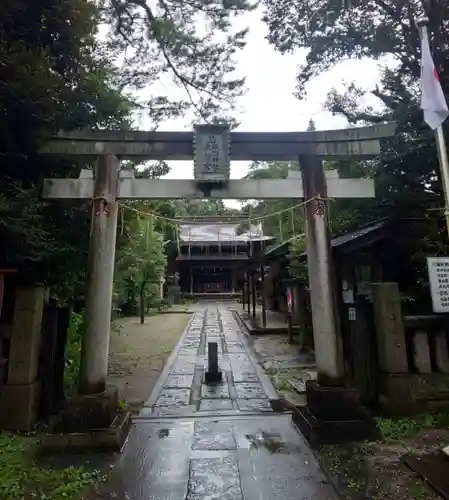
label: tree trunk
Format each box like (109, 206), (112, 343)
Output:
(140, 286), (145, 324)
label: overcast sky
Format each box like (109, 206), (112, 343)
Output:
(133, 9), (384, 184)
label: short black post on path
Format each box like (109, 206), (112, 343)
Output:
(205, 342), (222, 384)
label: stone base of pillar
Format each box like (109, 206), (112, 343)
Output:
(378, 373), (414, 416)
(0, 380), (40, 431)
(379, 373), (449, 416)
(167, 285), (181, 305)
(41, 385), (132, 453)
(292, 381), (380, 446)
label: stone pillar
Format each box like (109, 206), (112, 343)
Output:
(300, 155), (344, 385)
(412, 331), (432, 374)
(435, 331), (449, 374)
(79, 154), (120, 395)
(291, 285), (301, 325)
(372, 283), (408, 374)
(292, 285), (307, 349)
(0, 286), (46, 430)
(372, 282), (413, 414)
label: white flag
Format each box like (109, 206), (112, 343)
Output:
(421, 30), (449, 130)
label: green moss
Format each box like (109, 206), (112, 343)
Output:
(376, 412), (449, 440)
(0, 432), (99, 500)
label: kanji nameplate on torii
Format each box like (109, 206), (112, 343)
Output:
(193, 124), (230, 183)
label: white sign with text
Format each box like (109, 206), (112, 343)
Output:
(427, 257), (449, 313)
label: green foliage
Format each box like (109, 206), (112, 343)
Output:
(0, 0), (253, 301)
(105, 0), (257, 121)
(263, 0), (449, 297)
(0, 432), (99, 499)
(241, 160), (376, 283)
(287, 236), (308, 284)
(0, 0), (133, 298)
(64, 311), (84, 393)
(115, 216), (167, 318)
(240, 161), (304, 243)
(376, 412), (449, 441)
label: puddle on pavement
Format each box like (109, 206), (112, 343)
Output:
(157, 428), (171, 438)
(245, 431), (287, 454)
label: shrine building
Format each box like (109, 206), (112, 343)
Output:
(174, 221), (273, 299)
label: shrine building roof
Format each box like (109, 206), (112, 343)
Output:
(179, 222), (274, 244)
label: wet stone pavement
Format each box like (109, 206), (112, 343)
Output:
(97, 305), (338, 500)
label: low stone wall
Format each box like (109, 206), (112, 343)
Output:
(0, 287), (47, 430)
(372, 283), (449, 415)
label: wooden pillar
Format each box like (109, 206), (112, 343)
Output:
(79, 154), (120, 395)
(251, 272), (256, 318)
(300, 154), (344, 385)
(261, 265), (267, 328)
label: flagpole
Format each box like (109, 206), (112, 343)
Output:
(418, 16), (449, 239)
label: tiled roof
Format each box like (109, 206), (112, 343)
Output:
(179, 223), (273, 243)
(330, 221), (386, 248)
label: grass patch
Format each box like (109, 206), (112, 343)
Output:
(0, 432), (100, 500)
(376, 412), (449, 440)
(64, 311), (83, 394)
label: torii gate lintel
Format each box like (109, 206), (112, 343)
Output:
(42, 168), (375, 201)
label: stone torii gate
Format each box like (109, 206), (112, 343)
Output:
(40, 123), (395, 418)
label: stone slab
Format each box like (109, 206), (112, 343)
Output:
(152, 406), (198, 417)
(164, 374), (194, 389)
(237, 399), (273, 412)
(201, 383), (230, 399)
(199, 399), (234, 412)
(226, 344), (247, 353)
(171, 359), (197, 374)
(94, 415), (338, 500)
(404, 453), (449, 499)
(235, 383), (268, 400)
(192, 422), (237, 450)
(232, 371), (259, 383)
(155, 389), (191, 407)
(178, 348), (199, 357)
(187, 456), (243, 500)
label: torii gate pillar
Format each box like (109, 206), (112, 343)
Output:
(79, 154), (119, 395)
(300, 156), (344, 386)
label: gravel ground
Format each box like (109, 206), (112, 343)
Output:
(107, 313), (190, 412)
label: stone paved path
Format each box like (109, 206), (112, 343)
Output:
(98, 305), (338, 500)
